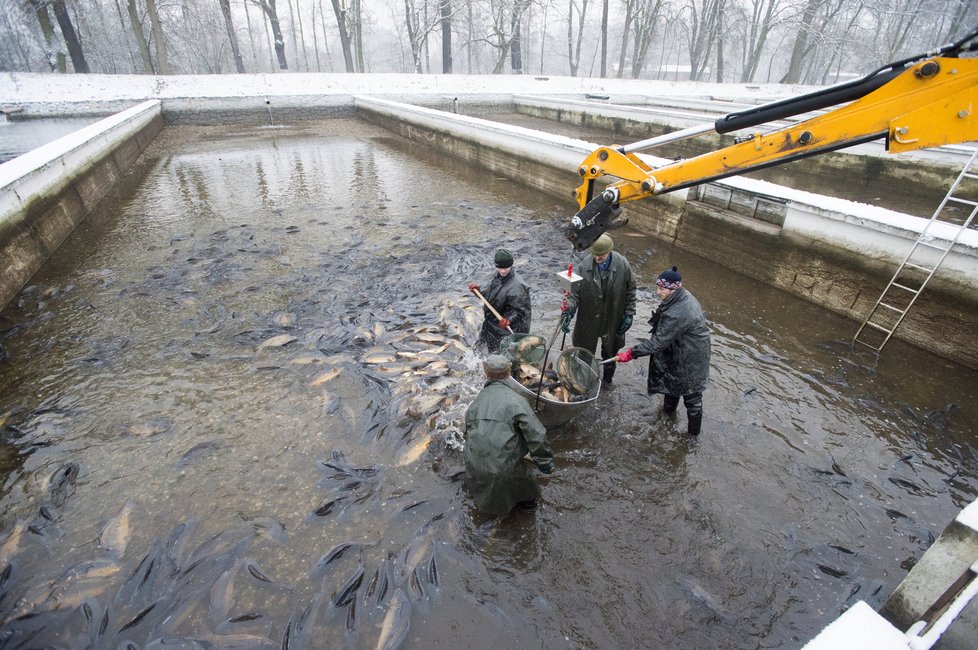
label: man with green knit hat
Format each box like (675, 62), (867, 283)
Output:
(468, 248), (532, 352)
(560, 233), (636, 385)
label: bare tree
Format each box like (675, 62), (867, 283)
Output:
(251, 0), (289, 69)
(629, 0), (664, 78)
(739, 0), (784, 82)
(317, 0), (336, 71)
(510, 0), (530, 73)
(567, 0), (588, 76)
(51, 0), (89, 72)
(126, 0), (154, 72)
(144, 0), (168, 73)
(219, 0), (246, 72)
(28, 0), (66, 72)
(330, 0), (356, 71)
(440, 0), (452, 72)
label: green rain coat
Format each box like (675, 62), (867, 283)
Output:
(566, 251), (637, 356)
(463, 380), (552, 516)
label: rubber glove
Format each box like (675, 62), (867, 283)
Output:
(536, 460), (555, 474)
(617, 315), (633, 334)
(468, 282), (480, 293)
(560, 311), (573, 334)
(498, 317), (510, 329)
(615, 348), (634, 363)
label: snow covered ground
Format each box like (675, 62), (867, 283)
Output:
(0, 71), (819, 107)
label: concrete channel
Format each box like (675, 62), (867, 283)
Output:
(1, 74), (977, 646)
(2, 76), (977, 369)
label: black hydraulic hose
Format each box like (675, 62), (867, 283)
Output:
(714, 24), (978, 136)
(714, 66), (903, 134)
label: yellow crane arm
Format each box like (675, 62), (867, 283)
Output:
(566, 32), (978, 251)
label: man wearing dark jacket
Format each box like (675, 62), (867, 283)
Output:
(615, 267), (711, 435)
(469, 248), (532, 352)
(464, 355), (554, 515)
(561, 234), (637, 384)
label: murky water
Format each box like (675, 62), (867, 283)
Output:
(0, 117), (99, 164)
(1, 119), (976, 649)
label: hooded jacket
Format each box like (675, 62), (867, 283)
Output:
(632, 287), (711, 395)
(463, 380), (552, 515)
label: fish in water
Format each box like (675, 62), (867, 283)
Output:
(257, 334), (297, 350)
(375, 588), (411, 650)
(99, 499), (136, 559)
(396, 433), (433, 467)
(309, 367), (342, 386)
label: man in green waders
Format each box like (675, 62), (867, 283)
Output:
(561, 233), (637, 385)
(464, 355), (554, 515)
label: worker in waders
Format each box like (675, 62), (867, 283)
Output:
(468, 248), (532, 352)
(463, 355), (554, 515)
(614, 267), (712, 435)
(561, 234), (637, 385)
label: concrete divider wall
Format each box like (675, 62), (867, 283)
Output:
(356, 96), (978, 369)
(0, 100), (163, 309)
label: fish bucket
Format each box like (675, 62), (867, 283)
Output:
(505, 346), (600, 428)
(498, 333), (547, 365)
(556, 347), (601, 395)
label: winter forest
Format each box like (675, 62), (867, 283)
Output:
(1, 0), (976, 85)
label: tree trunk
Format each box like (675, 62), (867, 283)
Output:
(404, 0), (422, 73)
(511, 0), (529, 74)
(630, 0), (663, 79)
(258, 0), (289, 69)
(567, 0), (588, 77)
(31, 0), (66, 72)
(113, 0), (138, 73)
(781, 0), (819, 83)
(352, 0), (364, 72)
(599, 0), (608, 77)
(440, 0), (452, 73)
(52, 0), (89, 72)
(144, 0), (168, 74)
(318, 0), (335, 71)
(288, 0), (300, 72)
(713, 0), (724, 82)
(126, 0), (154, 73)
(329, 0), (355, 72)
(219, 0), (246, 72)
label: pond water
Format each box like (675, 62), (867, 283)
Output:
(0, 116), (100, 165)
(1, 119), (976, 649)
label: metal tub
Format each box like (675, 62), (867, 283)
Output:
(505, 347), (601, 428)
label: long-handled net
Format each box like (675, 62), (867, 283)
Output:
(498, 333), (548, 365)
(556, 346), (600, 395)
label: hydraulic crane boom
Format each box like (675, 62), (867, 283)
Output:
(566, 27), (978, 250)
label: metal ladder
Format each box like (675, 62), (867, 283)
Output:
(853, 147), (978, 352)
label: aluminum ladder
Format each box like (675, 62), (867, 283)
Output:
(853, 147), (978, 352)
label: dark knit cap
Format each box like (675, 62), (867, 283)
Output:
(494, 248), (514, 268)
(656, 266), (682, 289)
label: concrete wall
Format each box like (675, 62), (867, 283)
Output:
(357, 96), (978, 369)
(879, 499), (978, 647)
(0, 100), (162, 310)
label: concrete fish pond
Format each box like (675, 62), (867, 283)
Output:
(0, 119), (977, 649)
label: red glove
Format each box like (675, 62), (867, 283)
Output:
(616, 348), (634, 363)
(468, 283), (480, 293)
(498, 318), (511, 329)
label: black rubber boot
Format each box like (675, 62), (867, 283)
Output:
(687, 414), (702, 436)
(663, 395), (680, 414)
(602, 362), (615, 385)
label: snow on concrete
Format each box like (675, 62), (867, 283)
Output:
(801, 601), (909, 650)
(0, 71), (817, 105)
(957, 498), (978, 532)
